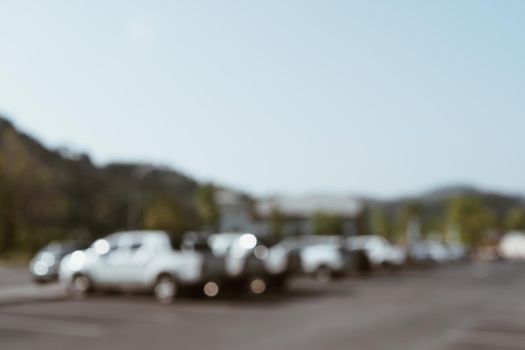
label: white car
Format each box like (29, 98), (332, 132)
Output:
(276, 235), (349, 282)
(499, 231), (525, 260)
(446, 243), (467, 261)
(59, 230), (206, 303)
(346, 235), (406, 268)
(408, 240), (451, 264)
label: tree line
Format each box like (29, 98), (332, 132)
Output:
(285, 195), (525, 247)
(1, 117), (524, 257)
(0, 118), (205, 256)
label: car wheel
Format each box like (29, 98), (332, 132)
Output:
(154, 275), (178, 304)
(203, 280), (221, 298)
(69, 274), (92, 299)
(315, 266), (333, 283)
(247, 276), (267, 295)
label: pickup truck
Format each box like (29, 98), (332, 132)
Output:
(59, 230), (207, 303)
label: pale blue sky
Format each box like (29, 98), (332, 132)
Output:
(0, 1), (523, 197)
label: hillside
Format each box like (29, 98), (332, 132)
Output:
(1, 116), (525, 253)
(0, 117), (201, 254)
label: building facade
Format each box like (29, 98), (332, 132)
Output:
(215, 189), (362, 237)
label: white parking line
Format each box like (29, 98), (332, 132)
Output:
(445, 329), (525, 349)
(0, 314), (103, 338)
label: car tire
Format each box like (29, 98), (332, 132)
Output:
(154, 275), (178, 304)
(203, 280), (221, 298)
(247, 276), (267, 295)
(69, 274), (92, 299)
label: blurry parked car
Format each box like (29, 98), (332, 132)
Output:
(407, 240), (451, 264)
(276, 235), (351, 282)
(30, 241), (86, 283)
(346, 235), (406, 269)
(499, 231), (525, 260)
(59, 230), (210, 303)
(196, 232), (295, 294)
(446, 243), (467, 262)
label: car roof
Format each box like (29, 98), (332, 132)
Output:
(104, 230), (168, 241)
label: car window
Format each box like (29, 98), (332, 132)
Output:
(130, 242), (143, 250)
(209, 235), (237, 257)
(347, 237), (365, 249)
(101, 234), (136, 253)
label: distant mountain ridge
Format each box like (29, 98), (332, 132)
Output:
(419, 185), (481, 201)
(1, 115), (524, 252)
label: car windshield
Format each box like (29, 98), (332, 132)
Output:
(208, 234), (240, 256)
(42, 241), (83, 254)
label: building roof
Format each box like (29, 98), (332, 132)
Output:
(256, 195), (363, 218)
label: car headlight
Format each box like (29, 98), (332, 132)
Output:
(40, 252), (56, 266)
(69, 250), (86, 271)
(93, 239), (110, 255)
(33, 261), (49, 276)
(239, 234), (257, 250)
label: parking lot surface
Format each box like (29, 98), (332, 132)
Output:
(1, 262), (525, 350)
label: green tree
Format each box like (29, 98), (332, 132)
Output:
(505, 207), (525, 231)
(0, 175), (16, 253)
(396, 201), (422, 241)
(143, 196), (200, 236)
(355, 206), (370, 235)
(196, 184), (219, 231)
(269, 208), (284, 239)
(370, 206), (392, 239)
(446, 196), (496, 247)
(312, 212), (343, 235)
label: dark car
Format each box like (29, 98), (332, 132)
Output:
(29, 241), (86, 283)
(275, 235), (370, 281)
(182, 232), (295, 296)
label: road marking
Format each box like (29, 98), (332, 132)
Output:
(0, 314), (103, 338)
(446, 329), (525, 349)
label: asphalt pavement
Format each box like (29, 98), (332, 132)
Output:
(1, 262), (525, 350)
